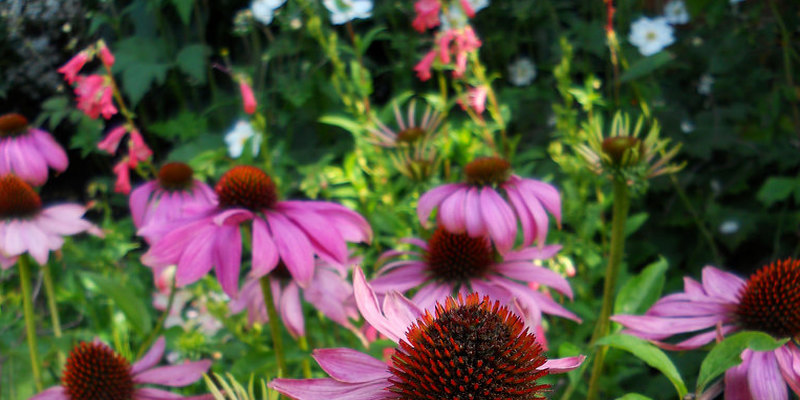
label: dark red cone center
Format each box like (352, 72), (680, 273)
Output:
(62, 342), (135, 400)
(735, 258), (800, 339)
(601, 136), (643, 166)
(0, 175), (42, 218)
(215, 165), (278, 211)
(464, 156), (512, 186)
(396, 127), (426, 144)
(389, 294), (549, 399)
(425, 227), (494, 283)
(157, 162), (194, 191)
(0, 113), (29, 137)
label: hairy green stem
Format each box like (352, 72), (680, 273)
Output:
(260, 276), (287, 377)
(297, 336), (313, 378)
(41, 261), (65, 367)
(137, 279), (176, 359)
(586, 178), (630, 400)
(19, 255), (43, 391)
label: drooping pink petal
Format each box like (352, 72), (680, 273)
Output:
(479, 187), (516, 253)
(469, 279), (514, 304)
(280, 282), (305, 338)
(134, 387), (214, 400)
(701, 266), (746, 304)
(503, 183), (536, 247)
(132, 336), (166, 375)
(539, 355), (586, 373)
(417, 184), (461, 228)
(747, 350), (788, 400)
(725, 351), (753, 400)
(251, 218), (279, 277)
(464, 186), (485, 237)
(503, 244), (562, 262)
(382, 291), (422, 330)
(277, 201), (372, 243)
(352, 267), (405, 343)
(369, 262), (428, 293)
(269, 377), (390, 400)
(212, 225), (242, 297)
(283, 208), (348, 264)
(513, 179), (551, 246)
(20, 221), (49, 265)
(519, 178), (562, 226)
(29, 386), (68, 400)
(174, 224), (217, 286)
(610, 314), (726, 337)
(437, 187), (467, 233)
(312, 348), (391, 383)
(495, 262), (574, 298)
(134, 360), (212, 386)
(775, 344), (800, 395)
(649, 324), (738, 351)
(30, 128), (68, 172)
(266, 211), (315, 287)
(305, 267), (359, 330)
(3, 220), (25, 256)
(130, 182), (156, 228)
(410, 282), (453, 312)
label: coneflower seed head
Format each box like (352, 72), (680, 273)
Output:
(62, 342), (135, 400)
(215, 165), (277, 211)
(0, 175), (42, 218)
(736, 258), (800, 339)
(464, 157), (512, 186)
(157, 162), (194, 191)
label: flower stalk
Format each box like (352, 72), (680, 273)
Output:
(137, 279), (177, 359)
(586, 177), (630, 400)
(260, 276), (287, 377)
(18, 255), (43, 391)
(41, 261), (65, 367)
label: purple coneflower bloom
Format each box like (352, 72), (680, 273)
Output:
(0, 113), (68, 186)
(370, 226), (579, 328)
(229, 259), (365, 344)
(0, 174), (99, 269)
(142, 165), (371, 297)
(269, 268), (585, 399)
(418, 156), (560, 253)
(612, 259), (800, 399)
(31, 336), (212, 400)
(130, 162), (216, 239)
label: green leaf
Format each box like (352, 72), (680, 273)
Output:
(319, 114), (363, 136)
(148, 110), (209, 141)
(83, 272), (152, 335)
(616, 394), (654, 400)
(176, 44), (210, 84)
(121, 63), (170, 107)
(596, 333), (687, 398)
(170, 0), (194, 25)
(614, 257), (668, 315)
(620, 52), (675, 83)
(756, 176), (798, 207)
(624, 212), (649, 236)
(114, 37), (170, 106)
(696, 331), (788, 392)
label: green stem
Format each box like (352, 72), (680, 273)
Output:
(297, 336), (313, 378)
(586, 178), (630, 400)
(19, 255), (43, 392)
(136, 279), (176, 359)
(260, 276), (287, 377)
(41, 261), (65, 368)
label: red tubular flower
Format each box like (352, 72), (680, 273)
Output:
(238, 78), (257, 115)
(412, 0), (441, 32)
(57, 51), (90, 84)
(74, 74), (117, 120)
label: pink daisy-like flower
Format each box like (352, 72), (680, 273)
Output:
(142, 165), (371, 297)
(229, 259), (365, 344)
(418, 156), (561, 253)
(74, 74), (117, 120)
(31, 336), (212, 400)
(130, 162), (215, 237)
(269, 268), (585, 399)
(370, 226), (579, 328)
(0, 174), (99, 269)
(0, 113), (68, 186)
(612, 259), (800, 398)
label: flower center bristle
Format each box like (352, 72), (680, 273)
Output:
(601, 136), (643, 166)
(215, 165), (277, 211)
(464, 156), (512, 186)
(389, 294), (549, 399)
(396, 127), (425, 144)
(0, 175), (42, 218)
(0, 113), (29, 137)
(735, 259), (800, 339)
(157, 162), (194, 191)
(425, 227), (494, 284)
(62, 342), (135, 400)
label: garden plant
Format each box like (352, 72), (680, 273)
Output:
(1, 0), (799, 399)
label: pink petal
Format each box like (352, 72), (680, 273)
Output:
(464, 186), (486, 237)
(417, 184), (461, 228)
(266, 212), (315, 287)
(514, 180), (551, 246)
(468, 279), (514, 304)
(411, 283), (454, 312)
(212, 208), (253, 226)
(701, 266), (746, 304)
(280, 282), (305, 338)
(134, 360), (212, 386)
(725, 350), (753, 400)
(174, 225), (217, 286)
(132, 336), (165, 375)
(539, 355), (585, 373)
(268, 377), (390, 400)
(503, 244), (562, 262)
(31, 129), (68, 172)
(495, 262), (574, 298)
(130, 182), (156, 228)
(251, 218), (279, 277)
(305, 267), (357, 328)
(22, 222), (50, 265)
(517, 177), (562, 225)
(775, 345), (800, 395)
(479, 187), (517, 253)
(278, 201), (372, 243)
(352, 267), (404, 343)
(29, 386), (68, 400)
(610, 314), (727, 338)
(369, 262), (428, 294)
(503, 183), (536, 247)
(3, 220), (25, 256)
(134, 387), (214, 400)
(437, 187), (467, 232)
(382, 291), (422, 330)
(747, 350), (788, 400)
(312, 348), (391, 383)
(283, 209), (348, 264)
(212, 225), (242, 298)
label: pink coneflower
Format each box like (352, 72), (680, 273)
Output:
(418, 156), (561, 253)
(31, 336), (212, 400)
(74, 74), (117, 120)
(269, 268), (585, 399)
(0, 175), (98, 269)
(230, 260), (365, 343)
(142, 165), (371, 297)
(612, 259), (800, 398)
(130, 162), (215, 236)
(0, 113), (68, 186)
(370, 226), (578, 328)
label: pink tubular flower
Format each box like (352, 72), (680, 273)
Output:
(57, 50), (90, 84)
(97, 125), (129, 155)
(229, 258), (366, 344)
(269, 268), (585, 399)
(462, 84), (488, 114)
(74, 74), (117, 120)
(415, 26), (482, 82)
(412, 0), (441, 32)
(459, 0), (476, 17)
(418, 156), (561, 253)
(238, 78), (257, 115)
(98, 40), (115, 68)
(0, 174), (99, 269)
(0, 113), (68, 186)
(612, 259), (800, 399)
(113, 158), (133, 195)
(370, 226), (579, 328)
(413, 50), (437, 81)
(31, 336), (212, 400)
(130, 162), (216, 237)
(127, 129), (153, 166)
(141, 165), (371, 297)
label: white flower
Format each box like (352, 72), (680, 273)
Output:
(251, 0), (287, 25)
(507, 57), (536, 87)
(322, 0), (372, 25)
(224, 120), (262, 158)
(628, 17), (675, 56)
(698, 73), (714, 95)
(719, 220), (739, 235)
(680, 119), (695, 134)
(663, 0), (689, 24)
(440, 0), (490, 30)
(466, 0), (490, 13)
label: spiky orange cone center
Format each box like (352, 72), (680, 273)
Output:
(736, 258), (800, 339)
(215, 165), (278, 211)
(157, 162), (195, 191)
(0, 175), (42, 218)
(62, 342), (135, 400)
(0, 113), (29, 137)
(425, 227), (494, 283)
(464, 156), (512, 186)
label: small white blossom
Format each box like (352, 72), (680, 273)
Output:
(719, 220), (739, 235)
(680, 119), (695, 134)
(466, 0), (490, 13)
(224, 120), (262, 158)
(628, 17), (675, 56)
(663, 0), (689, 25)
(322, 0), (372, 25)
(440, 0), (489, 29)
(507, 57), (537, 87)
(698, 73), (714, 95)
(251, 0), (287, 25)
